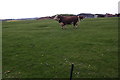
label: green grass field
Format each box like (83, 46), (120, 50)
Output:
(2, 17), (118, 78)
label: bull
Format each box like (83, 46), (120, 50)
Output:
(54, 15), (84, 29)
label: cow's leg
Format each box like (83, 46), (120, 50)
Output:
(75, 23), (78, 29)
(60, 23), (65, 29)
(63, 23), (67, 29)
(73, 22), (78, 29)
(62, 25), (67, 29)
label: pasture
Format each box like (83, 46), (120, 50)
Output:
(2, 17), (118, 78)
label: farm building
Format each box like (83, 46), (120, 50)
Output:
(95, 14), (105, 17)
(95, 13), (118, 18)
(77, 13), (95, 18)
(105, 13), (118, 17)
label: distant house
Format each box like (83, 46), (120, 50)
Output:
(77, 13), (95, 18)
(105, 13), (119, 17)
(95, 14), (105, 17)
(105, 13), (115, 17)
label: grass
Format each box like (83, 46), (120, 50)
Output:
(2, 17), (118, 78)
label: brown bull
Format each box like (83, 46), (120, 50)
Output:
(54, 15), (84, 29)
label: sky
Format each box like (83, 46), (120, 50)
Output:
(0, 0), (119, 19)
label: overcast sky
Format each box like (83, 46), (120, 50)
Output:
(0, 0), (119, 19)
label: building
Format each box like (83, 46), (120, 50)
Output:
(77, 13), (95, 18)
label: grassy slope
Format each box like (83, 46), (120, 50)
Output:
(2, 18), (118, 78)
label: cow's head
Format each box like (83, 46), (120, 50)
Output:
(53, 15), (62, 21)
(78, 16), (85, 21)
(53, 14), (58, 20)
